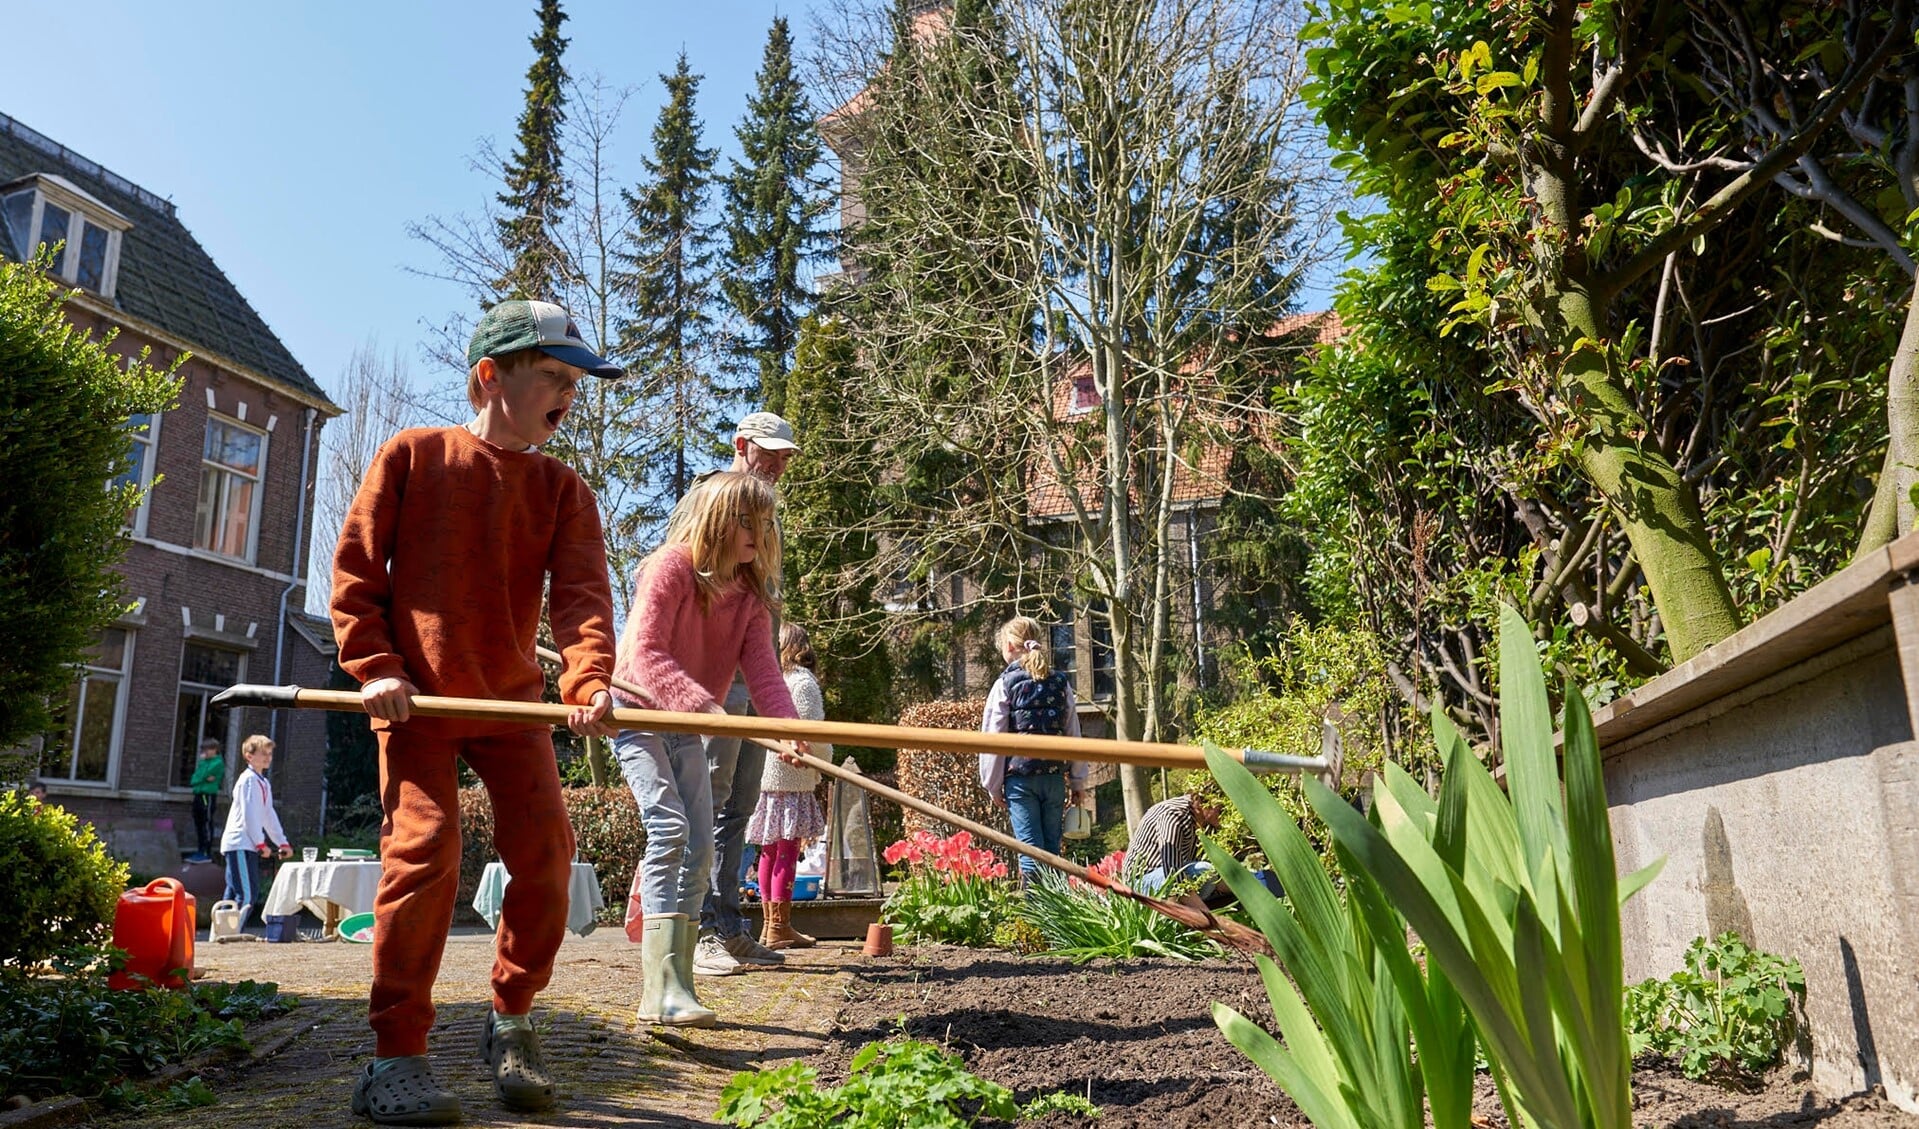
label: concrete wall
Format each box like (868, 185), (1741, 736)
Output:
(1593, 538), (1919, 1111)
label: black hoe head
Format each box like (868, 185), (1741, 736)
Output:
(210, 684), (306, 709)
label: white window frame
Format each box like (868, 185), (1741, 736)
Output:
(0, 176), (129, 299)
(42, 628), (136, 788)
(172, 642), (246, 789)
(115, 407), (162, 536)
(194, 414), (268, 563)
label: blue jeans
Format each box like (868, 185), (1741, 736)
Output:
(613, 728), (714, 919)
(1004, 772), (1066, 882)
(699, 680), (761, 939)
(222, 848), (264, 926)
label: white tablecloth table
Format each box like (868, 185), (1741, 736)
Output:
(262, 859), (383, 934)
(472, 861), (603, 937)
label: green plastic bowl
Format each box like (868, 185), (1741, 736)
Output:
(338, 912), (375, 944)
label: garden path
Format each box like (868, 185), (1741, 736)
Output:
(99, 927), (858, 1128)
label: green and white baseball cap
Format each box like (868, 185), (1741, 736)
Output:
(467, 299), (624, 379)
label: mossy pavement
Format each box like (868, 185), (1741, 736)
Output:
(95, 927), (860, 1128)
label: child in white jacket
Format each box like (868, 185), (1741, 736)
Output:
(746, 624), (832, 949)
(220, 734), (292, 927)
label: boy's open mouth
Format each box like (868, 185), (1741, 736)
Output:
(546, 408), (566, 428)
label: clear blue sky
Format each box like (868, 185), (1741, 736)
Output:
(6, 0), (811, 399)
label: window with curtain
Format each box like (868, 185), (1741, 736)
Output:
(194, 416), (264, 559)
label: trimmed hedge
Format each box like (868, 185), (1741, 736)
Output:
(457, 786), (644, 918)
(1, 789), (127, 966)
(894, 698), (1014, 867)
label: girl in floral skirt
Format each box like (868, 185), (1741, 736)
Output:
(747, 623), (832, 949)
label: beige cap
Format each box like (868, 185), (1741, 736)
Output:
(736, 411), (798, 451)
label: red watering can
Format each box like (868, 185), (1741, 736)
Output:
(107, 877), (195, 991)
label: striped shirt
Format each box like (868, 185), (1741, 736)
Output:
(1129, 795), (1200, 875)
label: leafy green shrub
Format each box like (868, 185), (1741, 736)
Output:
(457, 785), (644, 919)
(718, 1037), (1017, 1128)
(0, 948), (294, 1103)
(0, 789), (127, 967)
(1013, 865), (1221, 963)
(1193, 623), (1425, 878)
(1627, 933), (1806, 1084)
(0, 254), (179, 748)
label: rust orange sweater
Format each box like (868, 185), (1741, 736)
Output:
(330, 426), (615, 736)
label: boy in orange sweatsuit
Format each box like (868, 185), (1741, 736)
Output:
(331, 300), (622, 1125)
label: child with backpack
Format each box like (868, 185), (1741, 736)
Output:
(977, 616), (1088, 882)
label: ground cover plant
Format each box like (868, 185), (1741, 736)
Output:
(881, 830), (1013, 948)
(1628, 932), (1807, 1085)
(0, 949), (293, 1106)
(718, 1031), (1100, 1128)
(1208, 605), (1664, 1129)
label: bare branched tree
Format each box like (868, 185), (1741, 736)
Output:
(822, 0), (1339, 826)
(307, 339), (421, 613)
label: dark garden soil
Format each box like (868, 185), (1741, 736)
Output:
(811, 944), (1919, 1129)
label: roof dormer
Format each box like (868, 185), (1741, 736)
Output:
(1, 173), (131, 300)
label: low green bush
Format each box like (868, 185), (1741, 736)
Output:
(0, 949), (293, 1104)
(0, 789), (126, 967)
(1627, 933), (1806, 1084)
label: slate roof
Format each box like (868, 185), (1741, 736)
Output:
(0, 111), (330, 406)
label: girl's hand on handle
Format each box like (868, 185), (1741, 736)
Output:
(567, 690), (618, 738)
(776, 739), (810, 766)
(362, 676), (419, 723)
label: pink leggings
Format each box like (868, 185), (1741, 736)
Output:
(757, 839), (801, 903)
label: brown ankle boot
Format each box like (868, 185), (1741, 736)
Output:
(762, 901), (815, 950)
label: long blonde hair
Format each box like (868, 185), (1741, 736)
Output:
(996, 616), (1051, 679)
(656, 471), (782, 614)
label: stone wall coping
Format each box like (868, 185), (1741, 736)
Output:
(1589, 529), (1919, 752)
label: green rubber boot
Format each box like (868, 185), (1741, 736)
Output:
(637, 913), (716, 1028)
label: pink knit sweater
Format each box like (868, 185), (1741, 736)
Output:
(613, 546), (797, 721)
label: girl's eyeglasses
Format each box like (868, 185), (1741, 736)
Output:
(734, 512), (759, 531)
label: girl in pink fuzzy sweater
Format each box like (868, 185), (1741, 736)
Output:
(611, 471), (806, 1028)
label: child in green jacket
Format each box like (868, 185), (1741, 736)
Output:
(189, 738), (224, 862)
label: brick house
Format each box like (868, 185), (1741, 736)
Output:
(1, 111), (341, 855)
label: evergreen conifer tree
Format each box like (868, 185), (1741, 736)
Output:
(778, 315), (895, 762)
(616, 52), (721, 507)
(495, 0), (572, 301)
(719, 17), (828, 413)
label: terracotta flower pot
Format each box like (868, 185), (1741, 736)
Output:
(863, 922), (894, 957)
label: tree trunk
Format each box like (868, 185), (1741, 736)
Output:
(1860, 283), (1919, 553)
(1556, 288), (1742, 661)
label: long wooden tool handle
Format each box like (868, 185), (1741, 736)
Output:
(214, 681), (1324, 775)
(541, 648), (1108, 887)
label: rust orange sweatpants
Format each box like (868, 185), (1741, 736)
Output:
(369, 726), (575, 1058)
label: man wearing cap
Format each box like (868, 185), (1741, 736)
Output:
(663, 411), (800, 975)
(332, 299), (622, 1122)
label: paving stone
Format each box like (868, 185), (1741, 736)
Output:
(86, 927), (856, 1128)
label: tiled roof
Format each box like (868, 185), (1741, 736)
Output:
(0, 112), (330, 405)
(1025, 313), (1347, 517)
